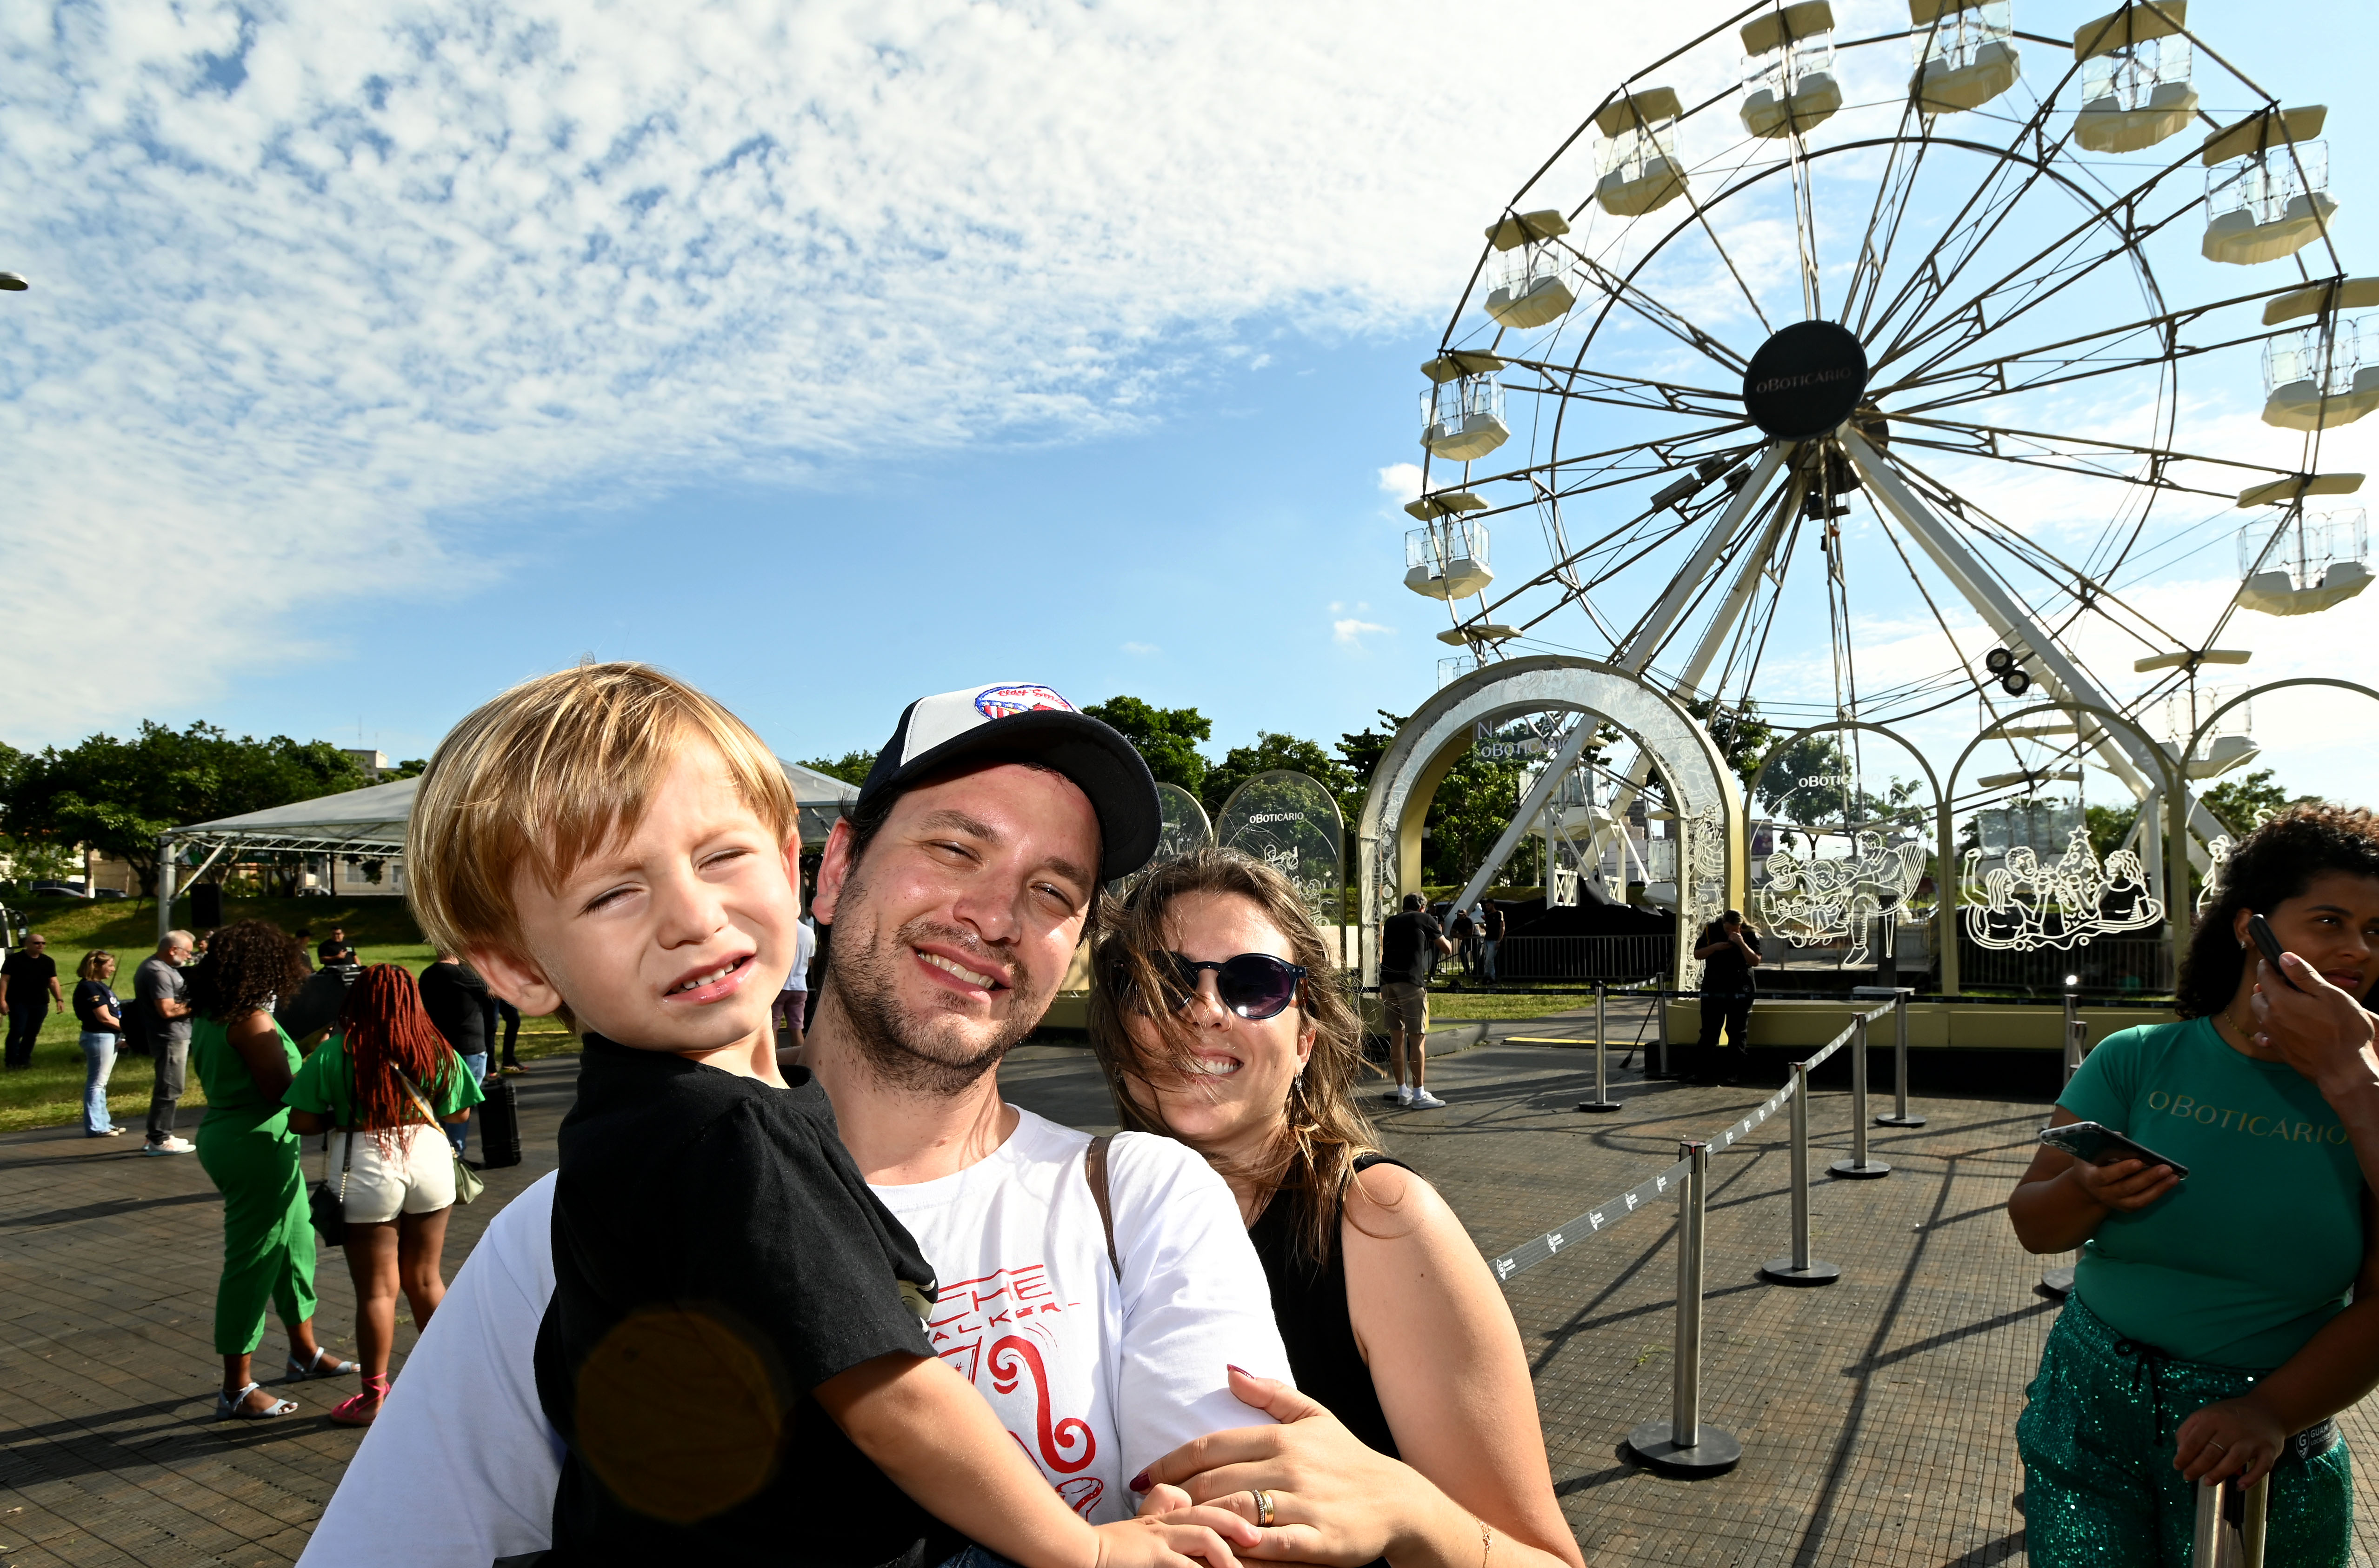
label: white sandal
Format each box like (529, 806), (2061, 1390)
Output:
(285, 1347), (354, 1381)
(217, 1382), (299, 1421)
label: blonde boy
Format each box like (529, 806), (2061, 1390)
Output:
(407, 664), (1245, 1568)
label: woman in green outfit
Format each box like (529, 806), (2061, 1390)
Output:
(190, 920), (354, 1419)
(2010, 804), (2379, 1564)
(287, 963), (482, 1426)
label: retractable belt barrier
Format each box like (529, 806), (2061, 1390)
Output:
(1487, 1001), (1895, 1283)
(1486, 998), (1902, 1478)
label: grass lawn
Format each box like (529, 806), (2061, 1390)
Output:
(1419, 986), (1619, 1021)
(1, 895), (578, 1133)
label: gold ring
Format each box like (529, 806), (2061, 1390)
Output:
(1253, 1489), (1275, 1528)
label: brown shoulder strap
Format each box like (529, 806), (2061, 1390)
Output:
(1084, 1133), (1122, 1280)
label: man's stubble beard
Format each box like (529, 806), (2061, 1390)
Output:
(823, 870), (1055, 1098)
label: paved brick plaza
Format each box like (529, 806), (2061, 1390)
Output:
(4, 1028), (2372, 1567)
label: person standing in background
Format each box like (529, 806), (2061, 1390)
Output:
(276, 939), (364, 1045)
(493, 997), (523, 1074)
(138, 932), (198, 1155)
(1448, 904), (1478, 978)
(772, 916), (817, 1072)
(73, 950), (125, 1136)
(2, 933), (65, 1070)
(1378, 894), (1451, 1110)
(416, 953), (489, 1157)
(1690, 909), (1762, 1086)
(1480, 899), (1508, 982)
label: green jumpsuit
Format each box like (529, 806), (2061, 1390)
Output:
(192, 1014), (318, 1357)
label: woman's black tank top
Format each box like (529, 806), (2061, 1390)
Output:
(1246, 1152), (1409, 1460)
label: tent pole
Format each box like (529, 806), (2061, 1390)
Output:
(156, 835), (177, 946)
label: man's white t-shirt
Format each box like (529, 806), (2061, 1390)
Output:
(302, 1108), (1289, 1566)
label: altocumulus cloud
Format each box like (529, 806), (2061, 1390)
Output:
(0, 0), (1700, 737)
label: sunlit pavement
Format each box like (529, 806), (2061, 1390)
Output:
(3, 1041), (2372, 1566)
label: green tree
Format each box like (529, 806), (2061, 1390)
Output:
(2200, 768), (2313, 836)
(1684, 696), (1776, 791)
(1420, 748), (1530, 887)
(799, 750), (880, 788)
(1202, 732), (1358, 824)
(1755, 733), (1851, 821)
(2086, 801), (2140, 861)
(1080, 696), (1212, 799)
(385, 758), (429, 782)
(2, 722), (369, 896)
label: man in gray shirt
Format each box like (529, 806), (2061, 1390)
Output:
(136, 931), (196, 1155)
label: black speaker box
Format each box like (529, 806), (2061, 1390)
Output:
(191, 882), (224, 927)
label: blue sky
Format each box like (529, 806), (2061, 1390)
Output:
(4, 0), (2376, 798)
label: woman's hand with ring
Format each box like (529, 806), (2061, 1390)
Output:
(2174, 1397), (2287, 1488)
(1131, 1368), (1415, 1566)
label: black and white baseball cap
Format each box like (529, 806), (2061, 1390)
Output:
(856, 683), (1161, 881)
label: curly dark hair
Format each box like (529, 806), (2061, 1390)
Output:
(189, 919), (311, 1023)
(2176, 802), (2379, 1017)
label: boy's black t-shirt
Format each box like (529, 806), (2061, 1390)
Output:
(537, 1034), (959, 1568)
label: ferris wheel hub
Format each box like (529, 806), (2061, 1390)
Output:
(1742, 320), (1869, 440)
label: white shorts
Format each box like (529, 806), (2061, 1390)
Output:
(329, 1123), (456, 1224)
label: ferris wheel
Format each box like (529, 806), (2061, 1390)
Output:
(1402, 0), (2368, 947)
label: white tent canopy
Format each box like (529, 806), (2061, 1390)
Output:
(159, 758), (860, 939)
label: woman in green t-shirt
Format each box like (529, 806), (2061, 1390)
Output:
(287, 964), (484, 1427)
(188, 921), (356, 1420)
(2009, 805), (2379, 1565)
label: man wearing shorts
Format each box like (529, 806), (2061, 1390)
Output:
(1378, 894), (1451, 1110)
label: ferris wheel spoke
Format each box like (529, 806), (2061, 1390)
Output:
(1884, 412), (2308, 490)
(1843, 125), (1935, 337)
(1861, 131), (2080, 361)
(1875, 274), (2326, 415)
(1572, 254), (1754, 373)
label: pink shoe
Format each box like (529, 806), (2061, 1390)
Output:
(329, 1372), (392, 1427)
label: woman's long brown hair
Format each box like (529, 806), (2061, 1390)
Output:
(339, 964), (458, 1146)
(1088, 848), (1384, 1265)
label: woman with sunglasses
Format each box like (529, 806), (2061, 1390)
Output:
(1091, 850), (1581, 1568)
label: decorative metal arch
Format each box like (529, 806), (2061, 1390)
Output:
(2184, 677), (2379, 914)
(1742, 719), (1949, 989)
(1355, 655), (1743, 991)
(1946, 700), (2185, 988)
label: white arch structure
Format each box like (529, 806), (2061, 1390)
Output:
(1356, 655), (1745, 991)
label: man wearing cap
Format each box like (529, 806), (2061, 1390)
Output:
(305, 681), (1294, 1564)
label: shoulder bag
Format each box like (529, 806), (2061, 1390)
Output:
(309, 1129), (353, 1246)
(395, 1066), (486, 1206)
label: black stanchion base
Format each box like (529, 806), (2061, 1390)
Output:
(1829, 1158), (1892, 1180)
(1577, 1100), (1623, 1114)
(1874, 1113), (1928, 1128)
(2038, 1267), (2075, 1299)
(1760, 1256), (1842, 1287)
(1624, 1419), (1743, 1476)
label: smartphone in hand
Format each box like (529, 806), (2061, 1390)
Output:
(2039, 1121), (2190, 1180)
(2245, 912), (2304, 993)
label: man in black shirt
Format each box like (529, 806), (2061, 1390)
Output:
(276, 940), (364, 1043)
(1690, 909), (1763, 1085)
(1480, 900), (1508, 981)
(1, 934), (65, 1070)
(1378, 894), (1452, 1109)
(419, 954), (491, 1155)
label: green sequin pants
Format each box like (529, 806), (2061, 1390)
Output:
(2017, 1294), (2352, 1566)
(196, 1111), (318, 1357)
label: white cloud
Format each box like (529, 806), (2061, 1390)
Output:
(1376, 462), (1423, 502)
(1120, 641), (1160, 656)
(0, 0), (1706, 739)
(1333, 617), (1393, 647)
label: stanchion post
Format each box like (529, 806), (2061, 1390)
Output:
(1649, 990), (1676, 1079)
(1762, 1060), (1840, 1286)
(2042, 976), (2085, 1297)
(2194, 1475), (2270, 1567)
(1579, 980), (1621, 1113)
(1874, 989), (1925, 1128)
(1830, 1014), (1891, 1179)
(1624, 1142), (1741, 1475)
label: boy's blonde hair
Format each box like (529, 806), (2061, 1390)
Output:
(407, 662), (799, 960)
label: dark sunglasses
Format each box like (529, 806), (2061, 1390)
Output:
(1153, 952), (1309, 1021)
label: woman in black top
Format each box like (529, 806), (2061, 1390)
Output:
(73, 950), (126, 1137)
(1091, 851), (1581, 1568)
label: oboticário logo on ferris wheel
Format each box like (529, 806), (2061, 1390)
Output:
(1741, 320), (1870, 440)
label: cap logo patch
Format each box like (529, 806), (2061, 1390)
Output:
(974, 684), (1074, 720)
